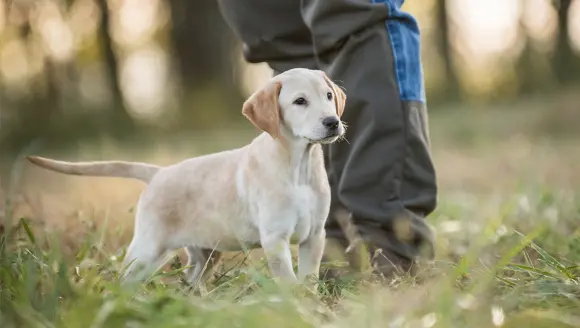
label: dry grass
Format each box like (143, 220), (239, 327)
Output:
(2, 94), (580, 327)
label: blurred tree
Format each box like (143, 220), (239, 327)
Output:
(516, 0), (546, 95)
(1, 0), (140, 197)
(169, 0), (235, 89)
(0, 7), (56, 183)
(551, 0), (580, 83)
(95, 0), (135, 134)
(434, 0), (461, 100)
(168, 0), (244, 126)
(0, 9), (53, 223)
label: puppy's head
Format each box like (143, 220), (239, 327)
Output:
(242, 68), (346, 144)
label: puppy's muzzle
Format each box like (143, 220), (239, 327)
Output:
(322, 116), (341, 136)
(322, 116), (339, 130)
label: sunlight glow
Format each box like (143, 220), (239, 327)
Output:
(69, 0), (101, 47)
(112, 0), (168, 48)
(0, 39), (29, 84)
(103, 0), (176, 123)
(120, 45), (170, 119)
(239, 60), (273, 98)
(570, 0), (580, 52)
(523, 0), (558, 51)
(448, 0), (521, 56)
(1, 0), (578, 109)
(34, 2), (74, 62)
(237, 46), (273, 98)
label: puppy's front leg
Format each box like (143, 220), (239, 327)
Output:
(298, 227), (326, 283)
(260, 232), (298, 283)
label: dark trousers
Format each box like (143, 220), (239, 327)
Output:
(217, 0), (437, 262)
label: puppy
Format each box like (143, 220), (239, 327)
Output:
(26, 68), (347, 286)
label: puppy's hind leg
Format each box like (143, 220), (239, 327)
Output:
(121, 236), (167, 286)
(184, 247), (222, 285)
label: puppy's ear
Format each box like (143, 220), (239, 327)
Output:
(321, 72), (347, 118)
(242, 81), (283, 138)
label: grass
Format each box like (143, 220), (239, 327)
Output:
(2, 188), (580, 328)
(2, 96), (580, 328)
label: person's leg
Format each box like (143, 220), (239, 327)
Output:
(301, 0), (437, 276)
(217, 0), (319, 73)
(217, 0), (437, 278)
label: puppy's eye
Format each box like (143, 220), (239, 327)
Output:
(327, 92), (333, 101)
(293, 97), (307, 106)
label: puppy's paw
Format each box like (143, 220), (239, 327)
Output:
(300, 274), (321, 293)
(290, 281), (319, 299)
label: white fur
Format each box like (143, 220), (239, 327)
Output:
(26, 68), (346, 287)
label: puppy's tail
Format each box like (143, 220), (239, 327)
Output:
(27, 156), (160, 183)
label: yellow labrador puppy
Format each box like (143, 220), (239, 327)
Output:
(27, 68), (346, 286)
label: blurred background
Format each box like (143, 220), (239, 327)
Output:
(0, 0), (579, 250)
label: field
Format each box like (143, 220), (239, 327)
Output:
(1, 91), (580, 328)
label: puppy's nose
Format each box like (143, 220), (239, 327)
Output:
(322, 117), (340, 129)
